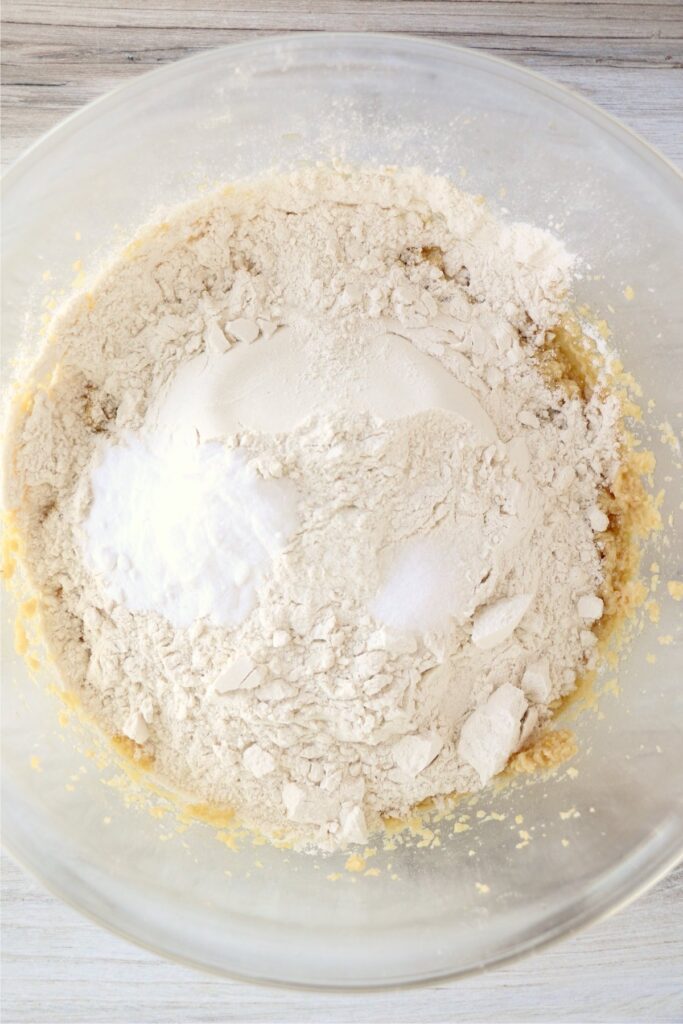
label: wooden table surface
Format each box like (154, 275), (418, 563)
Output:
(2, 3), (682, 1022)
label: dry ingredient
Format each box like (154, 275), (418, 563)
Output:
(5, 165), (621, 851)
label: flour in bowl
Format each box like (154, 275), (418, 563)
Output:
(5, 165), (621, 850)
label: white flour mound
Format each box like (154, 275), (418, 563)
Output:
(7, 165), (620, 851)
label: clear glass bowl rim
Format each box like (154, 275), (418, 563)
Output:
(1, 31), (682, 992)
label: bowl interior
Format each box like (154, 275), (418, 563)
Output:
(2, 34), (682, 988)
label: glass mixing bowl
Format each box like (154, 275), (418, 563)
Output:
(2, 34), (682, 989)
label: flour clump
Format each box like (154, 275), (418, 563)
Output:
(6, 165), (621, 851)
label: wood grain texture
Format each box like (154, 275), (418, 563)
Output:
(2, 0), (683, 168)
(1, 2), (682, 1021)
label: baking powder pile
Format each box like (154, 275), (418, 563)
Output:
(7, 165), (621, 850)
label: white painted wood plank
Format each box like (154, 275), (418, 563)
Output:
(2, 1), (682, 167)
(2, 853), (682, 1023)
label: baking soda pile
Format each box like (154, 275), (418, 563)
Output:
(7, 165), (621, 850)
